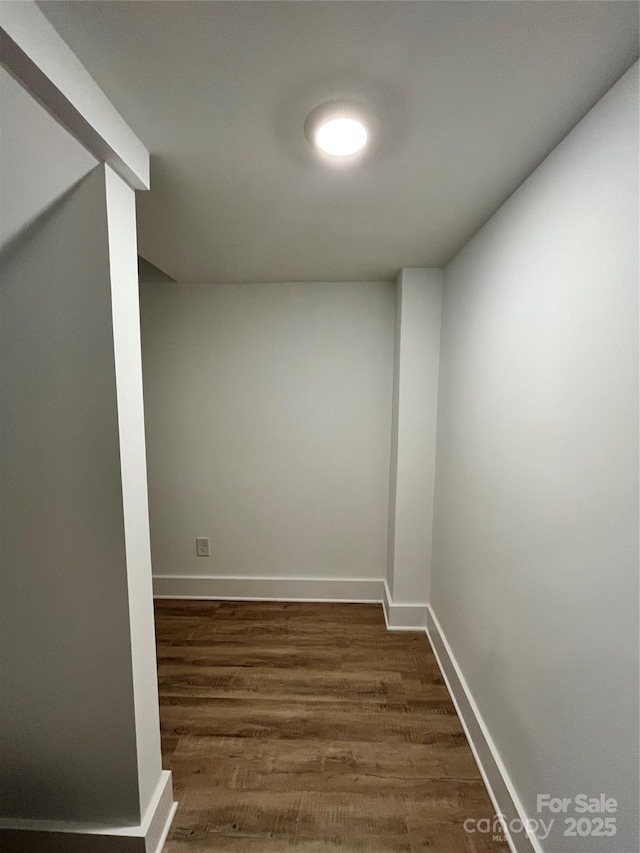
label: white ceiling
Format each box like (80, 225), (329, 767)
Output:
(39, 1), (638, 283)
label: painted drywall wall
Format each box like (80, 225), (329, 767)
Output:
(0, 64), (139, 824)
(139, 277), (395, 588)
(0, 64), (97, 248)
(0, 165), (142, 824)
(431, 63), (639, 852)
(387, 269), (442, 612)
(0, 72), (170, 836)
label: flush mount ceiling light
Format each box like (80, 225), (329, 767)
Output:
(304, 101), (375, 160)
(316, 117), (367, 156)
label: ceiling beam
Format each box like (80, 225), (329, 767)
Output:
(0, 1), (149, 191)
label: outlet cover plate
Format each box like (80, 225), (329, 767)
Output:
(196, 537), (210, 557)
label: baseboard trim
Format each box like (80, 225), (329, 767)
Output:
(143, 770), (176, 853)
(0, 771), (176, 853)
(151, 802), (177, 853)
(153, 575), (384, 603)
(425, 606), (540, 853)
(382, 580), (428, 630)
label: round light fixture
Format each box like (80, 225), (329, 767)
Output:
(315, 117), (368, 157)
(304, 101), (375, 161)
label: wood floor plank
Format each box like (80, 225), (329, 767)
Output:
(157, 643), (343, 669)
(158, 664), (404, 701)
(159, 702), (465, 744)
(156, 600), (507, 853)
(164, 833), (412, 853)
(168, 789), (302, 840)
(407, 820), (474, 853)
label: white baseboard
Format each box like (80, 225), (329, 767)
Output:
(151, 802), (177, 853)
(153, 575), (384, 603)
(0, 771), (176, 853)
(382, 580), (428, 630)
(425, 606), (540, 853)
(143, 770), (176, 853)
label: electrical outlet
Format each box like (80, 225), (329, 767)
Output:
(196, 537), (210, 557)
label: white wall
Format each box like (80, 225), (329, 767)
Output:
(0, 64), (97, 247)
(0, 67), (172, 847)
(139, 277), (395, 594)
(386, 269), (442, 619)
(0, 165), (143, 825)
(431, 63), (639, 852)
(0, 64), (137, 825)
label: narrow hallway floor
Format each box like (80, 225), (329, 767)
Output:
(156, 600), (507, 852)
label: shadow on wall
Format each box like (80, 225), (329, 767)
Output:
(0, 172), (97, 267)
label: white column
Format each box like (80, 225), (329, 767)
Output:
(385, 268), (443, 629)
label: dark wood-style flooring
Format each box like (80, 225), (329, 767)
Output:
(155, 600), (507, 852)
